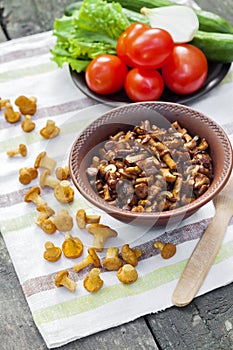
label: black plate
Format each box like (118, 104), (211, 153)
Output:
(69, 61), (231, 107)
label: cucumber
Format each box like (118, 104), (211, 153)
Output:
(191, 30), (233, 63)
(108, 0), (233, 34)
(65, 1), (150, 24)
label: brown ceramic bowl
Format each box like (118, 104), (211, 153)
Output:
(69, 102), (232, 226)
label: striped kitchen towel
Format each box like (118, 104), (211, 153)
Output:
(0, 30), (233, 348)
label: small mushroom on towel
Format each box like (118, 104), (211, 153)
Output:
(55, 270), (77, 292)
(83, 268), (103, 293)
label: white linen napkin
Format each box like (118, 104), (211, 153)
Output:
(0, 30), (233, 349)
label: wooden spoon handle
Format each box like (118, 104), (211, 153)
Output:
(172, 206), (232, 307)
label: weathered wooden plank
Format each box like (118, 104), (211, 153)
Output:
(1, 0), (233, 42)
(146, 285), (233, 349)
(0, 234), (159, 350)
(2, 0), (72, 40)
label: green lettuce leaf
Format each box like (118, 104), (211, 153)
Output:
(51, 0), (130, 72)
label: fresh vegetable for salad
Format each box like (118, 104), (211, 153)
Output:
(141, 6), (199, 43)
(52, 0), (233, 74)
(108, 0), (233, 34)
(51, 0), (131, 72)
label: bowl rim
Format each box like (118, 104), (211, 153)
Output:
(69, 101), (233, 223)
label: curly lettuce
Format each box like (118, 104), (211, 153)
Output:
(51, 0), (130, 72)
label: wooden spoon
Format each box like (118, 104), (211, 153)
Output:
(172, 172), (233, 307)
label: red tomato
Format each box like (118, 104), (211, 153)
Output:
(161, 44), (208, 95)
(118, 26), (174, 69)
(124, 68), (164, 102)
(85, 54), (128, 94)
(117, 23), (150, 67)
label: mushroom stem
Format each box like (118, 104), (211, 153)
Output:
(34, 151), (57, 173)
(73, 248), (100, 273)
(40, 169), (60, 189)
(87, 224), (118, 252)
(62, 276), (77, 292)
(55, 270), (77, 292)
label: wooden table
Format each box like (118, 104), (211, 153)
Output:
(1, 1), (233, 349)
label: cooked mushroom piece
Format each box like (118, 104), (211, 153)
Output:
(117, 264), (138, 284)
(83, 268), (103, 293)
(55, 270), (77, 292)
(102, 247), (123, 271)
(73, 248), (100, 273)
(87, 223), (118, 252)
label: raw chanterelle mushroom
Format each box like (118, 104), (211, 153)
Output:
(73, 248), (100, 273)
(55, 270), (77, 292)
(83, 268), (103, 293)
